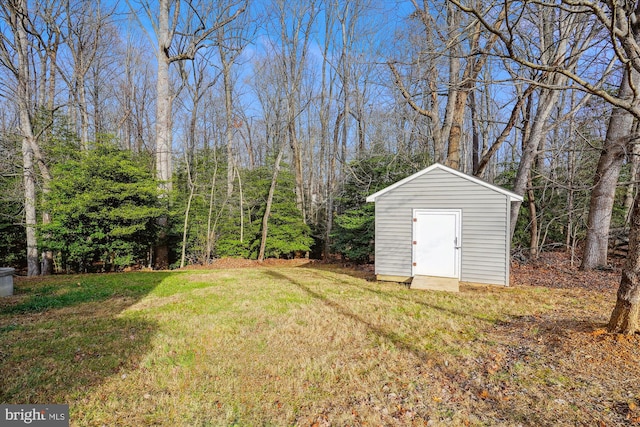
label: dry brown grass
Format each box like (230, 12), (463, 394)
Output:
(1, 263), (638, 426)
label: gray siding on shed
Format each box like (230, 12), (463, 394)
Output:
(374, 167), (510, 285)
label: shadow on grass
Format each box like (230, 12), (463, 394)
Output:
(0, 272), (170, 404)
(290, 265), (624, 425)
(299, 262), (376, 281)
(264, 269), (433, 362)
(2, 273), (170, 314)
(263, 269), (499, 417)
(299, 265), (499, 324)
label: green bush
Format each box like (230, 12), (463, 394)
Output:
(41, 143), (165, 272)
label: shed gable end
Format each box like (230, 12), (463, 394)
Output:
(366, 163), (522, 203)
(370, 164), (512, 287)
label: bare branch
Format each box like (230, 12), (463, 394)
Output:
(387, 61), (436, 120)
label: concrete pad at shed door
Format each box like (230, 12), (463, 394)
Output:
(410, 275), (459, 292)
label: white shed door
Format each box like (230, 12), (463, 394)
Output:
(413, 209), (461, 278)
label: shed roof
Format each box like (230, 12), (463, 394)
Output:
(365, 163), (524, 203)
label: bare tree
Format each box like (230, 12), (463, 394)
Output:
(114, 33), (156, 152)
(179, 153), (195, 268)
(624, 124), (640, 225)
(581, 67), (639, 269)
(610, 190), (640, 333)
(46, 0), (113, 149)
(214, 1), (252, 199)
(318, 0), (375, 258)
(131, 0), (246, 268)
(389, 0), (505, 171)
(30, 0), (67, 274)
(319, 3), (338, 259)
(448, 0), (640, 332)
(447, 0), (640, 266)
(177, 52), (220, 265)
(264, 0), (318, 221)
(0, 0), (41, 275)
(258, 143), (285, 262)
(86, 23), (120, 141)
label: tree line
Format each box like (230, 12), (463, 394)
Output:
(2, 0), (640, 332)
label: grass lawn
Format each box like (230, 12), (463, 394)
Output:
(1, 263), (639, 426)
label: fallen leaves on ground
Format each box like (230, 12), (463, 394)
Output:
(510, 250), (621, 291)
(483, 251), (640, 426)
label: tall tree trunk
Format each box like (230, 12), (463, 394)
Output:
(244, 119), (255, 169)
(625, 136), (640, 225)
(153, 0), (173, 269)
(469, 89), (480, 174)
(445, 9), (503, 170)
(441, 2), (459, 165)
(341, 92), (349, 173)
(581, 69), (638, 270)
(154, 52), (171, 269)
(527, 171), (538, 259)
(236, 168), (244, 243)
(446, 88), (465, 170)
(566, 95), (577, 254)
(41, 31), (58, 275)
(609, 188), (640, 334)
(22, 137), (39, 276)
(156, 25), (172, 188)
(288, 117), (306, 220)
(258, 145), (285, 262)
(48, 43), (57, 115)
(78, 74), (90, 149)
(92, 67), (102, 139)
(222, 60), (234, 198)
(37, 50), (47, 109)
(325, 110), (342, 260)
(510, 88), (560, 238)
(319, 8), (333, 260)
(180, 180), (194, 268)
(206, 164), (218, 263)
(41, 210), (53, 274)
(10, 0), (40, 276)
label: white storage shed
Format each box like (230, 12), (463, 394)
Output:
(366, 163), (523, 290)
